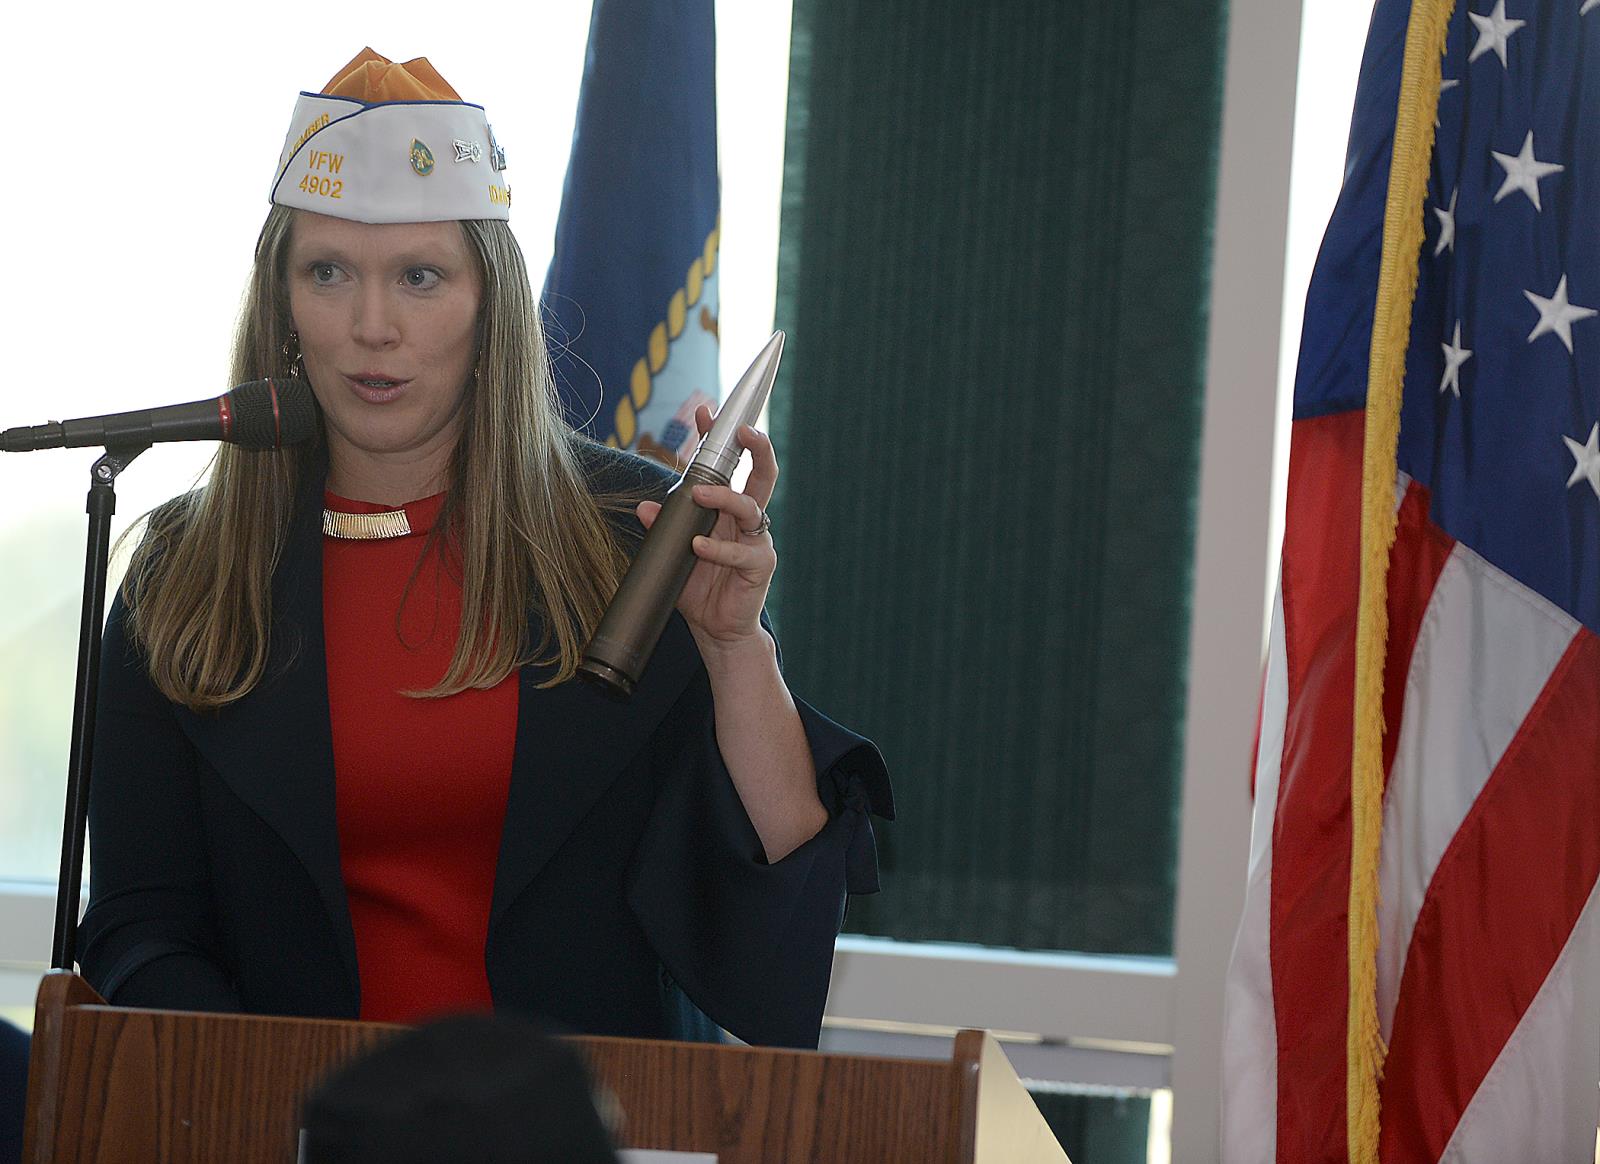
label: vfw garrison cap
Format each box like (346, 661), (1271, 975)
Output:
(271, 48), (510, 224)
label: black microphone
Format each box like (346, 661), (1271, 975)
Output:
(1, 379), (319, 453)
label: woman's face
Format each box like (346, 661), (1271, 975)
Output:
(287, 211), (481, 491)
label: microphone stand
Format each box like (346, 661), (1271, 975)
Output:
(51, 442), (149, 969)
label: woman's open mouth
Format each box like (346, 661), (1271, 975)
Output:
(344, 373), (411, 404)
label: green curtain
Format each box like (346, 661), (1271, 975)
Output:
(1032, 1087), (1153, 1163)
(770, 0), (1227, 957)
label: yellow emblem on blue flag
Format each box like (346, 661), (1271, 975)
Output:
(542, 0), (721, 465)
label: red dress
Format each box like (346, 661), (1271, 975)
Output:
(322, 491), (517, 1023)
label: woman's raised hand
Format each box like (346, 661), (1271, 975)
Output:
(634, 404), (777, 656)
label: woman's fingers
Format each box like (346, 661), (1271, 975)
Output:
(691, 484), (768, 536)
(640, 490), (769, 540)
(738, 425), (779, 509)
(690, 403), (778, 507)
(691, 534), (772, 576)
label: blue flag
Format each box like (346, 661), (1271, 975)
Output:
(543, 0), (721, 466)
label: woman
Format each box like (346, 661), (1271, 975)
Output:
(79, 50), (890, 1048)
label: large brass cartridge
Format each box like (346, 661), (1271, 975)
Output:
(579, 332), (784, 697)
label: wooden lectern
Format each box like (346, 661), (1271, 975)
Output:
(24, 971), (1069, 1163)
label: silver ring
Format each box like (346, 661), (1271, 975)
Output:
(740, 506), (772, 537)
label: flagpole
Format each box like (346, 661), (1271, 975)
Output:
(1348, 0), (1455, 1159)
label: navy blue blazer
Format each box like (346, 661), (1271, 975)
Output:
(79, 445), (891, 1048)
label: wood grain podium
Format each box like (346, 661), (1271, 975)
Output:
(24, 971), (1069, 1163)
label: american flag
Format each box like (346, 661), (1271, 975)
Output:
(1222, 0), (1600, 1159)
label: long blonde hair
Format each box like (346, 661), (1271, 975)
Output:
(124, 205), (630, 711)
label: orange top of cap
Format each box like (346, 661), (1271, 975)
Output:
(322, 48), (462, 104)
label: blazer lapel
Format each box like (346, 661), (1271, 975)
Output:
(491, 611), (702, 926)
(175, 494), (359, 1003)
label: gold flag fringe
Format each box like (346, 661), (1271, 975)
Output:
(1348, 0), (1456, 1160)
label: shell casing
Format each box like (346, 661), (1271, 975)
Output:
(578, 464), (728, 697)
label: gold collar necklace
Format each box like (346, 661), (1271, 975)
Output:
(322, 507), (413, 539)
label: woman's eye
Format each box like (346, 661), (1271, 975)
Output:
(309, 262), (342, 285)
(403, 267), (442, 290)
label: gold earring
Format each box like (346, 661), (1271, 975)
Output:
(281, 330), (303, 379)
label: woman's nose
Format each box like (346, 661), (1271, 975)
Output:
(351, 286), (401, 349)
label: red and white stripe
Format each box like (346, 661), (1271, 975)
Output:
(1222, 413), (1600, 1162)
(1222, 578), (1288, 1164)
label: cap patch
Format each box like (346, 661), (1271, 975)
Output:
(409, 139), (436, 176)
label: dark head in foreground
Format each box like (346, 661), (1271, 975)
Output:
(300, 1014), (620, 1164)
